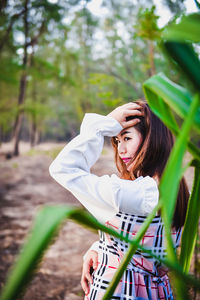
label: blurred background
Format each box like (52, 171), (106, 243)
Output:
(0, 0), (198, 299)
(0, 0), (198, 153)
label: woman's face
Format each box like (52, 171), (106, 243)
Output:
(115, 126), (142, 171)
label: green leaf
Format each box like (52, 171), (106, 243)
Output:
(143, 73), (200, 160)
(179, 165), (200, 272)
(163, 13), (200, 43)
(194, 0), (200, 10)
(159, 95), (199, 299)
(1, 205), (200, 300)
(144, 73), (200, 131)
(0, 205), (76, 300)
(160, 94), (199, 240)
(145, 93), (180, 134)
(164, 41), (200, 93)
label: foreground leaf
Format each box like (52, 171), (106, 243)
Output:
(0, 206), (76, 300)
(143, 73), (200, 134)
(1, 205), (200, 300)
(164, 41), (200, 93)
(160, 95), (199, 251)
(159, 95), (199, 299)
(143, 72), (200, 165)
(179, 163), (200, 272)
(163, 13), (200, 43)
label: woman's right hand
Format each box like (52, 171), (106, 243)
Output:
(81, 250), (98, 296)
(107, 102), (143, 128)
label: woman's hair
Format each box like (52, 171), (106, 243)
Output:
(111, 100), (189, 230)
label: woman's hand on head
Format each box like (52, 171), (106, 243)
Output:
(81, 250), (98, 296)
(107, 102), (143, 128)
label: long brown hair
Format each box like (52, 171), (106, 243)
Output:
(111, 100), (189, 230)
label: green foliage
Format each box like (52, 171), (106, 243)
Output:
(1, 4), (200, 300)
(0, 1), (176, 142)
(164, 42), (200, 93)
(0, 57), (21, 84)
(134, 5), (161, 40)
(143, 73), (200, 134)
(1, 205), (200, 300)
(0, 206), (74, 300)
(143, 11), (200, 299)
(88, 73), (124, 109)
(163, 13), (200, 42)
(159, 95), (199, 256)
(179, 163), (200, 272)
(194, 0), (200, 10)
(143, 73), (200, 160)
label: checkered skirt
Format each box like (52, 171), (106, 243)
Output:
(85, 212), (181, 300)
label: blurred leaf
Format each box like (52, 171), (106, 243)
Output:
(31, 57), (61, 80)
(103, 98), (122, 107)
(0, 205), (75, 300)
(179, 165), (200, 272)
(194, 0), (200, 10)
(143, 72), (200, 132)
(159, 94), (199, 255)
(134, 5), (161, 40)
(164, 41), (200, 93)
(88, 73), (114, 85)
(97, 91), (113, 98)
(1, 204), (200, 300)
(159, 95), (199, 299)
(163, 13), (200, 42)
(0, 58), (21, 84)
(143, 73), (200, 160)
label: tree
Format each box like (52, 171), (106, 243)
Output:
(11, 0), (67, 155)
(134, 5), (161, 76)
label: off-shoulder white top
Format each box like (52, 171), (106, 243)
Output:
(49, 113), (159, 224)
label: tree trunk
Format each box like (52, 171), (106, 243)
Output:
(0, 8), (25, 53)
(12, 0), (28, 156)
(13, 112), (24, 155)
(30, 115), (37, 148)
(0, 125), (2, 147)
(13, 70), (28, 155)
(29, 50), (37, 148)
(148, 40), (156, 76)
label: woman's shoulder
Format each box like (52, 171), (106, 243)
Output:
(111, 174), (158, 188)
(109, 174), (159, 216)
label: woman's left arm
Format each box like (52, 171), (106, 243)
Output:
(49, 113), (123, 223)
(49, 104), (148, 223)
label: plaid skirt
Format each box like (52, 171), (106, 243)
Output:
(85, 212), (181, 300)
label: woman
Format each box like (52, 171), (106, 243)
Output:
(49, 101), (189, 299)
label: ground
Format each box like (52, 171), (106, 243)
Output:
(0, 142), (194, 300)
(0, 142), (119, 300)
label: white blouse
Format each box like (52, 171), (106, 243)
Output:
(49, 113), (159, 224)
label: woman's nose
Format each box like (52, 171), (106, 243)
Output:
(118, 142), (126, 154)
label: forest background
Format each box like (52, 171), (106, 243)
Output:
(0, 0), (200, 299)
(0, 0), (199, 155)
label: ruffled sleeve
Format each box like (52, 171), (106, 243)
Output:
(112, 175), (159, 216)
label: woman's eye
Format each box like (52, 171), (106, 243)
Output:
(124, 137), (131, 141)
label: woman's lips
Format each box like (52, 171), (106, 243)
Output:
(122, 158), (132, 164)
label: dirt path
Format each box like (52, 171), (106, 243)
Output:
(0, 142), (194, 300)
(0, 142), (118, 300)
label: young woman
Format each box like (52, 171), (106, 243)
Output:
(49, 101), (189, 299)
